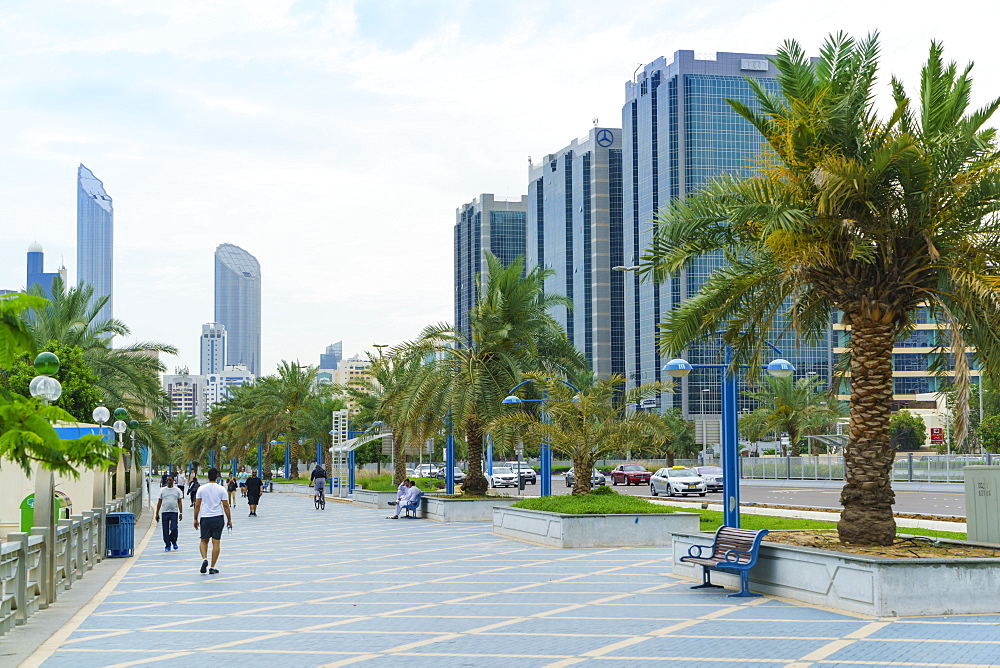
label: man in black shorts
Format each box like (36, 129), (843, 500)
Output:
(193, 467), (232, 574)
(245, 469), (263, 517)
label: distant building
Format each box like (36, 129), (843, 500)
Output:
(336, 355), (373, 411)
(203, 364), (255, 409)
(163, 371), (205, 419)
(527, 127), (623, 378)
(320, 342), (343, 370)
(200, 323), (227, 375)
(26, 242), (67, 298)
(622, 50), (833, 418)
(454, 194), (527, 341)
(215, 243), (261, 377)
(77, 164), (114, 323)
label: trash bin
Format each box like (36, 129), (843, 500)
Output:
(106, 512), (135, 558)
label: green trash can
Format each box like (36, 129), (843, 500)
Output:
(106, 512), (135, 558)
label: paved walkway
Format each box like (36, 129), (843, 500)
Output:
(18, 493), (1000, 667)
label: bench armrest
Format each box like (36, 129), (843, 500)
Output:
(722, 548), (753, 564)
(685, 544), (710, 559)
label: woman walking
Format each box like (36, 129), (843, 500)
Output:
(226, 473), (238, 507)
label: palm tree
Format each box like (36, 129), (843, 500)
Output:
(642, 34), (1000, 545)
(743, 375), (845, 456)
(393, 253), (589, 495)
(28, 277), (176, 417)
(491, 374), (668, 494)
(651, 409), (699, 466)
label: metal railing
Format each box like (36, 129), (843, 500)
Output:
(739, 454), (995, 483)
(0, 488), (142, 638)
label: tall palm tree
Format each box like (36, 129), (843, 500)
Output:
(491, 374), (668, 494)
(743, 375), (845, 456)
(394, 253), (589, 495)
(642, 34), (1000, 545)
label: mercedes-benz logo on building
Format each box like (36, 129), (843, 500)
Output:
(596, 129), (614, 147)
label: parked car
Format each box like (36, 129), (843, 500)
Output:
(413, 464), (440, 478)
(405, 468), (417, 478)
(565, 468), (606, 488)
(504, 461), (537, 484)
(489, 467), (518, 488)
(434, 467), (467, 484)
(611, 464), (653, 486)
(650, 466), (707, 497)
(691, 466), (723, 492)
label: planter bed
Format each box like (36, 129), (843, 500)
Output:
(421, 496), (521, 522)
(493, 506), (700, 548)
(672, 530), (1000, 616)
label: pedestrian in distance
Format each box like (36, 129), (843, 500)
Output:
(226, 474), (238, 507)
(155, 475), (183, 551)
(187, 469), (200, 508)
(245, 469), (263, 516)
(193, 467), (232, 575)
(238, 469), (248, 497)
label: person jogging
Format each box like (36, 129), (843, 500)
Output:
(193, 468), (232, 575)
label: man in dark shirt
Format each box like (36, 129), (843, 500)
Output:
(245, 469), (264, 517)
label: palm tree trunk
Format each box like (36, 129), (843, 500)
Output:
(394, 436), (407, 485)
(462, 417), (488, 495)
(838, 317), (897, 546)
(572, 452), (595, 495)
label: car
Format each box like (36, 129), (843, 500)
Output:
(489, 467), (518, 487)
(434, 467), (467, 484)
(413, 464), (440, 478)
(504, 461), (537, 484)
(691, 466), (723, 492)
(565, 468), (606, 488)
(405, 468), (417, 478)
(650, 466), (707, 497)
(610, 464), (652, 486)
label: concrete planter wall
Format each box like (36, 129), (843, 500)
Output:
(422, 497), (521, 522)
(351, 490), (399, 509)
(672, 530), (1000, 616)
(493, 506), (700, 548)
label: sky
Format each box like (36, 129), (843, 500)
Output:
(1, 0), (998, 377)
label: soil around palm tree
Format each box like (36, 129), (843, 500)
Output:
(765, 530), (1000, 559)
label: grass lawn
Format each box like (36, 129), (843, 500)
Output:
(360, 475), (444, 491)
(513, 488), (967, 541)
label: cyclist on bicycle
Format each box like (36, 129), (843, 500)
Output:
(310, 462), (327, 500)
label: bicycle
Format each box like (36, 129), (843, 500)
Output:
(314, 482), (326, 510)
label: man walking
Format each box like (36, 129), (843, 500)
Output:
(193, 467), (232, 574)
(155, 475), (183, 551)
(245, 469), (263, 517)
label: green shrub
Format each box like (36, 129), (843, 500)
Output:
(361, 475), (444, 491)
(512, 488), (676, 514)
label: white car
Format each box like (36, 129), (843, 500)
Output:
(650, 467), (707, 497)
(413, 464), (439, 478)
(489, 467), (518, 488)
(504, 462), (537, 484)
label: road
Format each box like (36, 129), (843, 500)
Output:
(492, 477), (967, 517)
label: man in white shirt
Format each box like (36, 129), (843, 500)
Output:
(155, 475), (183, 551)
(388, 480), (421, 519)
(193, 467), (233, 574)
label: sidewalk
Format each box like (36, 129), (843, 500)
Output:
(14, 493), (1000, 667)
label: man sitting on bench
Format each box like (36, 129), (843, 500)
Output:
(388, 479), (421, 519)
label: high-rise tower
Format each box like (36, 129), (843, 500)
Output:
(622, 50), (833, 420)
(200, 323), (228, 375)
(454, 194), (527, 341)
(527, 127), (623, 378)
(77, 164), (114, 322)
(26, 242), (66, 298)
(214, 244), (261, 377)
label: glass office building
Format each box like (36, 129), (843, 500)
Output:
(622, 50), (833, 422)
(77, 164), (114, 323)
(527, 127), (623, 378)
(453, 194), (527, 341)
(215, 243), (261, 377)
(26, 242), (66, 298)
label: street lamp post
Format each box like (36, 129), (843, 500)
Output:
(700, 387), (710, 463)
(663, 347), (794, 528)
(502, 377), (581, 497)
(29, 352), (61, 604)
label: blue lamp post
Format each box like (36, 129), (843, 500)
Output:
(444, 413), (455, 494)
(663, 348), (794, 528)
(502, 377), (581, 497)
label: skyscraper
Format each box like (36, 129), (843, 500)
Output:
(622, 50), (832, 420)
(214, 244), (261, 377)
(200, 323), (228, 375)
(320, 342), (342, 370)
(77, 164), (114, 323)
(454, 194), (527, 340)
(527, 127), (623, 378)
(26, 242), (66, 298)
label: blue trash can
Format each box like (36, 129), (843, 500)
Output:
(106, 512), (135, 558)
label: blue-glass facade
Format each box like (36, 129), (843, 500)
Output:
(76, 164), (113, 323)
(622, 51), (834, 417)
(26, 243), (64, 298)
(527, 127), (623, 377)
(214, 244), (261, 377)
(453, 194), (527, 341)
